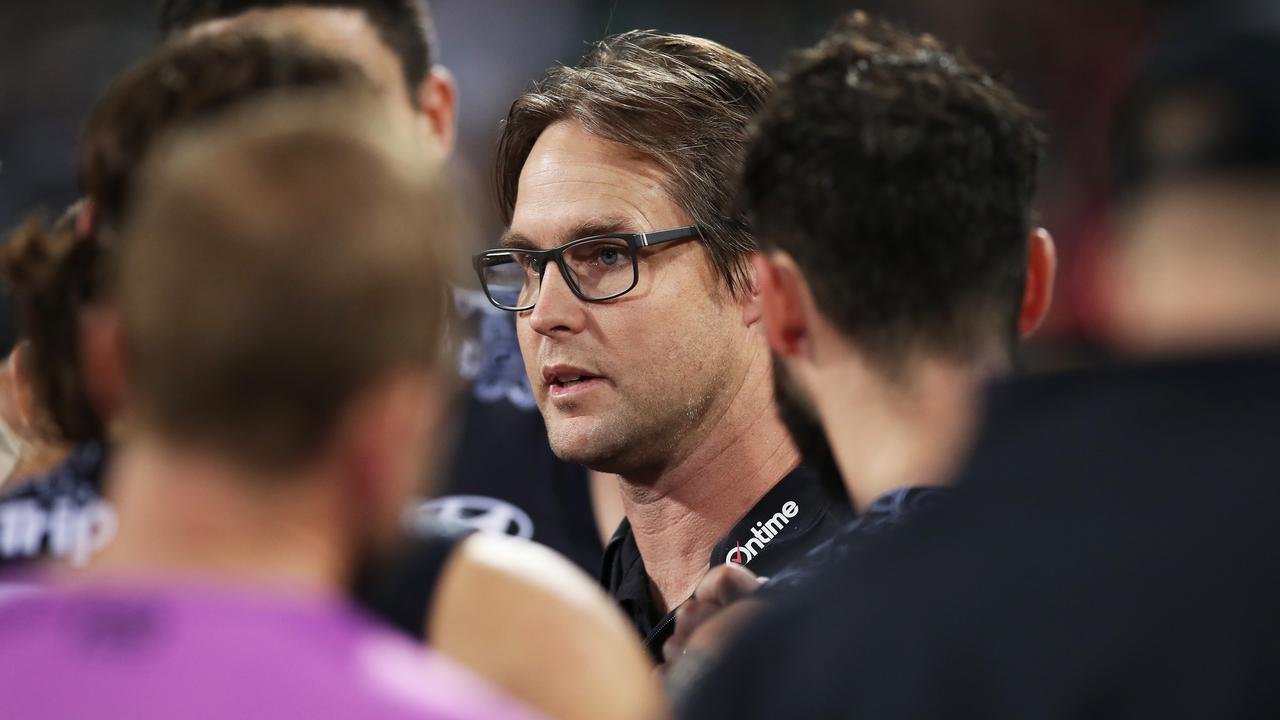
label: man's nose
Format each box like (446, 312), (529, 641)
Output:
(526, 261), (586, 337)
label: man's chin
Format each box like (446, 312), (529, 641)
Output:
(546, 416), (622, 469)
(547, 438), (607, 468)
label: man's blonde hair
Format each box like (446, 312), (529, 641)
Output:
(119, 88), (454, 469)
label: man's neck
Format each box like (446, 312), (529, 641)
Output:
(814, 352), (985, 512)
(616, 346), (799, 615)
(89, 436), (351, 598)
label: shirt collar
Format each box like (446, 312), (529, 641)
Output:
(707, 464), (849, 572)
(601, 464), (852, 627)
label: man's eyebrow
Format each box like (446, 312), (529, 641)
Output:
(499, 231), (537, 250)
(565, 216), (635, 242)
(501, 215), (639, 250)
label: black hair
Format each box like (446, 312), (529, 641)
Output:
(742, 11), (1045, 370)
(1110, 3), (1280, 202)
(158, 0), (435, 101)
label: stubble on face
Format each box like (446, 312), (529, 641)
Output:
(771, 352), (844, 493)
(542, 331), (729, 476)
(533, 261), (737, 476)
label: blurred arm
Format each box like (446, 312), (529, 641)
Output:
(429, 532), (666, 720)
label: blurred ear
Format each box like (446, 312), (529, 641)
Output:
(8, 342), (36, 430)
(417, 67), (457, 154)
(1018, 228), (1057, 338)
(753, 252), (812, 359)
(78, 305), (129, 427)
(338, 373), (444, 546)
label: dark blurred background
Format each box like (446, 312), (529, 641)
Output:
(0, 0), (1206, 356)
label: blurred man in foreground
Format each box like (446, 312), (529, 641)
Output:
(0, 90), (533, 718)
(0, 30), (660, 720)
(483, 30), (854, 660)
(683, 6), (1280, 718)
(161, 0), (614, 577)
(664, 10), (1054, 693)
(0, 33), (369, 576)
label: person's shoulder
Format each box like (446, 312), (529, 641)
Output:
(0, 583), (54, 643)
(0, 583), (535, 719)
(344, 626), (542, 720)
(684, 493), (994, 715)
(437, 532), (631, 628)
(679, 539), (969, 720)
(431, 533), (663, 720)
(761, 486), (951, 595)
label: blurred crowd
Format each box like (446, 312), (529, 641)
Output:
(1, 0), (1278, 718)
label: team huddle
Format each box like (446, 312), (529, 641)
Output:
(1, 1), (1279, 718)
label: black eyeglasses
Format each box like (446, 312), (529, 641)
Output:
(472, 226), (703, 311)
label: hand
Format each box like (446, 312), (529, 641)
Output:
(663, 563), (765, 664)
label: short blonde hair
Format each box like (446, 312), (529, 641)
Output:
(120, 88), (454, 468)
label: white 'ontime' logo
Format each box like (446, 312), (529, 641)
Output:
(725, 500), (799, 565)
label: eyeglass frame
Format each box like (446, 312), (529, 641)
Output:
(471, 225), (704, 312)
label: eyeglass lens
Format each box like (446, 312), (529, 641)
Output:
(481, 236), (635, 308)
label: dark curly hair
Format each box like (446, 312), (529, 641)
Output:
(742, 11), (1045, 370)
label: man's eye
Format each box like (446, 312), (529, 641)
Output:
(598, 248), (624, 266)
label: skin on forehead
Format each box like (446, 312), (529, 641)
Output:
(194, 7), (413, 109)
(508, 124), (679, 248)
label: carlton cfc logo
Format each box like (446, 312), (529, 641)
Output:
(726, 500), (800, 565)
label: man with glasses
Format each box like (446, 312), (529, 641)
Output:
(475, 227), (703, 311)
(484, 30), (853, 662)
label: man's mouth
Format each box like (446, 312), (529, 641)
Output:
(543, 365), (606, 398)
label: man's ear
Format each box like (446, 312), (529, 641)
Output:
(8, 342), (36, 431)
(78, 305), (129, 427)
(1018, 227), (1057, 338)
(417, 67), (457, 154)
(740, 254), (764, 327)
(337, 373), (442, 548)
(752, 252), (811, 358)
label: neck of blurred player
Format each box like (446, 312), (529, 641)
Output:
(89, 432), (354, 600)
(618, 338), (799, 615)
(810, 333), (988, 513)
(1119, 284), (1280, 354)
